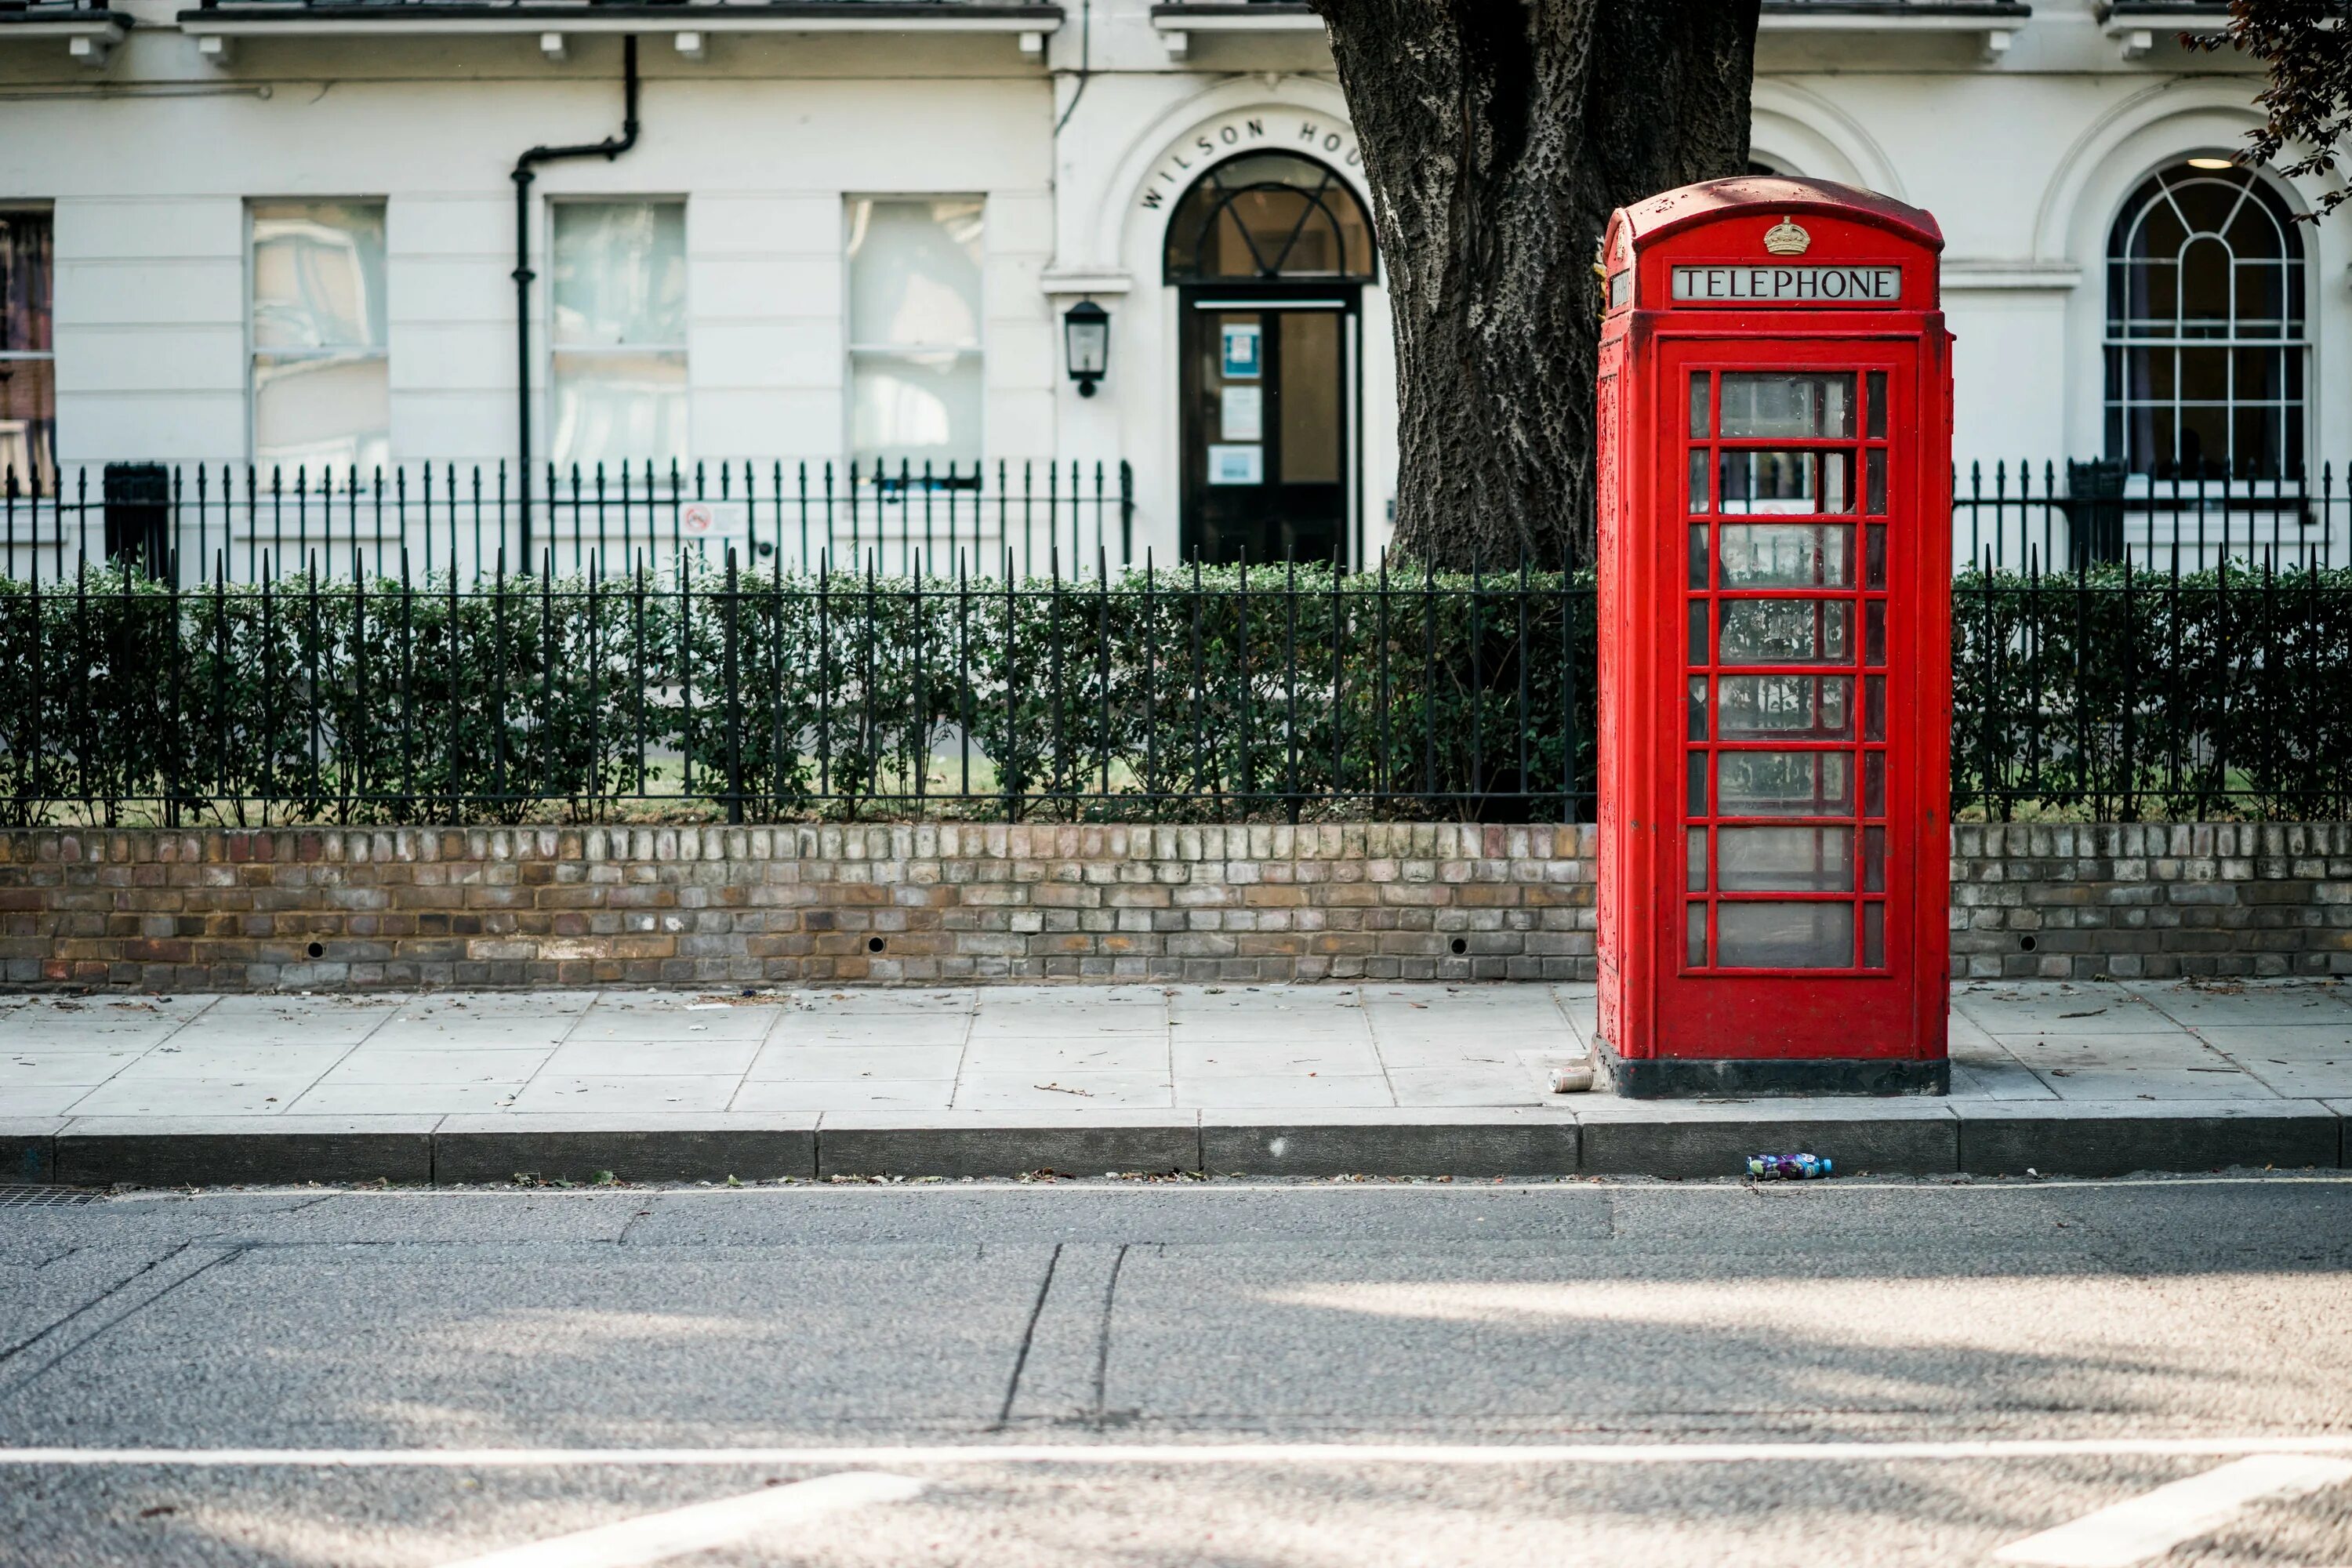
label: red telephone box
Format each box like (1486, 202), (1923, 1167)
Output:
(1595, 176), (1951, 1097)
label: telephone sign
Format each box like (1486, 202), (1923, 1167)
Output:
(1594, 176), (1953, 1097)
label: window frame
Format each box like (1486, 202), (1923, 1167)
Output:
(544, 194), (691, 474)
(1160, 154), (1377, 286)
(0, 201), (56, 493)
(2102, 159), (2309, 483)
(843, 193), (989, 481)
(244, 196), (392, 475)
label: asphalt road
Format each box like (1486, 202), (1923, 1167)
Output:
(3, 1174), (2350, 1567)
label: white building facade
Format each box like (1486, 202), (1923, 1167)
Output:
(0, 0), (2328, 575)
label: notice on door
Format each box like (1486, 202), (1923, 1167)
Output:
(1221, 323), (1261, 379)
(1207, 444), (1263, 485)
(1220, 385), (1263, 442)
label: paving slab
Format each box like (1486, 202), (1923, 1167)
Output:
(1171, 1037), (1385, 1076)
(0, 1087), (100, 1117)
(1947, 1058), (2060, 1100)
(729, 1079), (956, 1112)
(64, 1076), (330, 1117)
(564, 1001), (783, 1043)
(2125, 978), (2352, 1026)
(1952, 1098), (2343, 1177)
(1171, 1073), (1396, 1110)
(0, 982), (2345, 1185)
(1953, 983), (2173, 1036)
(953, 1071), (1177, 1110)
(771, 1012), (974, 1047)
(2027, 1063), (2285, 1101)
(510, 1073), (742, 1114)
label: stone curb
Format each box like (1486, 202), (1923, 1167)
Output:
(3, 1102), (2344, 1186)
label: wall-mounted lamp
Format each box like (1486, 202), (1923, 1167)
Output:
(1064, 299), (1109, 397)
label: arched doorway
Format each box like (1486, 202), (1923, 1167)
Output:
(1163, 153), (1377, 564)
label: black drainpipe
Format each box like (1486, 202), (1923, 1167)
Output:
(512, 34), (641, 570)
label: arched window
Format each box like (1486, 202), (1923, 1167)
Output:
(2105, 161), (2306, 480)
(1163, 154), (1375, 283)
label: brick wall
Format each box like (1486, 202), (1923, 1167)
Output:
(0, 824), (1600, 992)
(2, 822), (2346, 992)
(1949, 822), (2352, 981)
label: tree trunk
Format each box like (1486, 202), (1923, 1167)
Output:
(1311, 0), (1761, 568)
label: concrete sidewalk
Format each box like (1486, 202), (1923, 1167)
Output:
(2, 980), (2347, 1185)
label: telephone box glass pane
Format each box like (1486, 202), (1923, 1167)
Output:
(1688, 449), (1709, 514)
(1864, 825), (1887, 891)
(1717, 902), (1855, 968)
(1718, 675), (1853, 739)
(1864, 525), (1886, 589)
(1688, 601), (1709, 663)
(1866, 371), (1887, 439)
(1690, 374), (1711, 438)
(1719, 372), (1855, 438)
(1719, 451), (1852, 514)
(1864, 601), (1887, 664)
(1688, 678), (1709, 740)
(1686, 828), (1708, 891)
(1865, 448), (1887, 514)
(1688, 755), (1708, 816)
(1864, 675), (1886, 740)
(1719, 524), (1853, 587)
(1719, 599), (1853, 665)
(1864, 751), (1886, 816)
(1686, 902), (1708, 966)
(1716, 751), (1853, 816)
(1718, 826), (1856, 891)
(1863, 902), (1886, 967)
(1689, 526), (1710, 587)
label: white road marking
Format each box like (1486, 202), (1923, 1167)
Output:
(7, 1436), (2352, 1469)
(1992, 1454), (2352, 1567)
(434, 1471), (924, 1568)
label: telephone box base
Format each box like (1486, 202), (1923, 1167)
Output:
(1599, 1044), (1950, 1099)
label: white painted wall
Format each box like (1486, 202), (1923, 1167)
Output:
(1, 34), (1056, 472)
(0, 0), (2325, 553)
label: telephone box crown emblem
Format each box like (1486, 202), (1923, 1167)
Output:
(1763, 216), (1811, 256)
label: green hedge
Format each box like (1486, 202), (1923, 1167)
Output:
(1952, 561), (2352, 822)
(11, 560), (2349, 827)
(0, 563), (1595, 826)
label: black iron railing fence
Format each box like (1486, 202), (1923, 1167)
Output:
(1954, 557), (2352, 824)
(0, 459), (1134, 586)
(1956, 460), (2352, 574)
(6, 458), (2347, 586)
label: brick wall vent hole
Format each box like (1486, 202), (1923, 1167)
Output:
(2019, 935), (2037, 953)
(867, 936), (886, 953)
(306, 942), (324, 958)
(1449, 938), (1468, 956)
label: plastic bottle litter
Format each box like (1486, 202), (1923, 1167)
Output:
(1745, 1152), (1834, 1181)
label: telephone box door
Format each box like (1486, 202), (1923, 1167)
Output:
(1610, 336), (1947, 1091)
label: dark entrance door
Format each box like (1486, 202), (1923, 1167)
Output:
(1161, 151), (1377, 566)
(1178, 290), (1355, 565)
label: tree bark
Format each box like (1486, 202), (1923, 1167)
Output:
(1310, 0), (1761, 568)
